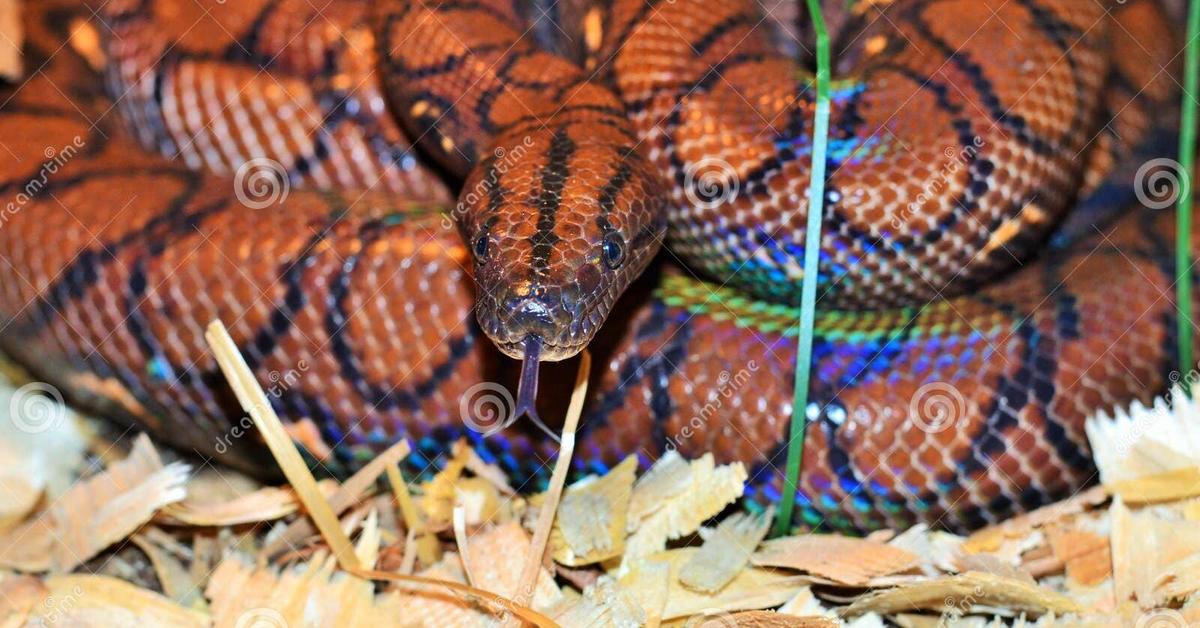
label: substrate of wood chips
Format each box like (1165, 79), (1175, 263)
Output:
(3, 337), (1200, 628)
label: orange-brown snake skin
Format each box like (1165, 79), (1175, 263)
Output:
(0, 0), (1194, 532)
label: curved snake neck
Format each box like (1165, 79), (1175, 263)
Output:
(0, 0), (1190, 533)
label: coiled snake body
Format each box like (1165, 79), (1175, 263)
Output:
(0, 0), (1190, 532)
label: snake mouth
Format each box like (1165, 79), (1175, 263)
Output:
(476, 285), (596, 362)
(490, 334), (584, 362)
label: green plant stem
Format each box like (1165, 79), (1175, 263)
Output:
(773, 0), (831, 538)
(1178, 0), (1199, 391)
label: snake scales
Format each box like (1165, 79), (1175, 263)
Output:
(0, 0), (1190, 532)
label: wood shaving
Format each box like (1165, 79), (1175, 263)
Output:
(1086, 389), (1200, 502)
(621, 454), (747, 569)
(161, 482), (336, 526)
(460, 521), (562, 611)
(27, 574), (206, 627)
(5, 316), (1200, 625)
(623, 548), (809, 621)
(1046, 528), (1111, 587)
(680, 508), (772, 593)
(707, 611), (838, 627)
(538, 455), (636, 566)
(129, 533), (205, 610)
(963, 486), (1107, 555)
(841, 572), (1083, 619)
(551, 577), (646, 626)
(753, 535), (921, 585)
(0, 434), (188, 572)
(628, 450), (692, 528)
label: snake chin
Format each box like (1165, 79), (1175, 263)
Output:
(476, 297), (595, 362)
(491, 336), (583, 362)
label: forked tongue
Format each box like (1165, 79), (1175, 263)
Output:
(515, 335), (560, 443)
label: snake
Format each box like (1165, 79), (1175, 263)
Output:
(0, 0), (1190, 533)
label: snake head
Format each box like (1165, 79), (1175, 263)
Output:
(461, 126), (667, 362)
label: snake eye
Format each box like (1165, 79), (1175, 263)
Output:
(473, 234), (490, 261)
(602, 232), (626, 269)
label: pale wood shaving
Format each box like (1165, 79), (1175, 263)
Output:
(628, 450), (692, 529)
(1110, 495), (1200, 607)
(208, 551), (416, 627)
(704, 611), (838, 627)
(461, 521), (562, 610)
(0, 373), (87, 529)
(888, 524), (965, 575)
(551, 577), (645, 626)
(1087, 389), (1200, 481)
(955, 552), (1036, 584)
(1153, 552), (1200, 602)
(0, 434), (188, 572)
(964, 486), (1107, 555)
(1110, 467), (1200, 503)
(753, 534), (921, 585)
(622, 454), (748, 569)
(680, 508), (772, 593)
(460, 440), (516, 495)
(454, 477), (503, 526)
(538, 454), (637, 566)
(0, 573), (44, 626)
(211, 549), (557, 627)
(355, 508), (381, 570)
(161, 481), (337, 526)
(778, 586), (838, 620)
(29, 574), (206, 627)
(1046, 528), (1111, 587)
(129, 533), (205, 611)
(623, 549), (808, 621)
(380, 551), (556, 626)
(841, 571), (1083, 618)
(258, 436), (410, 560)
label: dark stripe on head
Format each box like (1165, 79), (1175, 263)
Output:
(530, 127), (576, 273)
